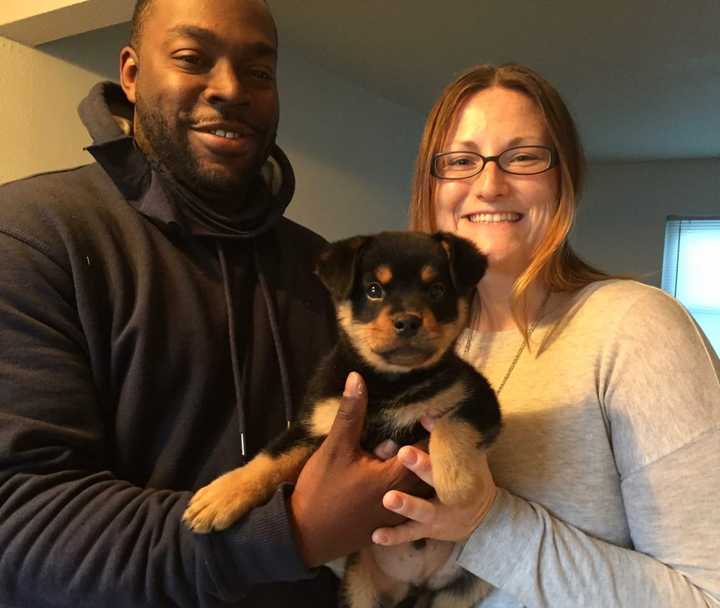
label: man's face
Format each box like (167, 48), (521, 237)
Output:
(121, 0), (279, 199)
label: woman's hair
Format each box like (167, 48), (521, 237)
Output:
(409, 63), (610, 335)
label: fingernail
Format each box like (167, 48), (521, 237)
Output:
(386, 493), (402, 510)
(372, 531), (387, 545)
(344, 372), (363, 397)
(421, 415), (435, 431)
(400, 448), (417, 466)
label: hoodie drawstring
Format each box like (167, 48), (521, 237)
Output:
(216, 240), (294, 460)
(217, 241), (249, 459)
(253, 242), (294, 429)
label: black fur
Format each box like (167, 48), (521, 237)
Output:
(268, 231), (500, 458)
(187, 231), (501, 608)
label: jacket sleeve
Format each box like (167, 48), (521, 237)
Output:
(457, 289), (720, 607)
(0, 228), (314, 607)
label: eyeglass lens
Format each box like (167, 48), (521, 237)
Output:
(434, 146), (553, 177)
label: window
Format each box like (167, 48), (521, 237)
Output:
(661, 216), (720, 354)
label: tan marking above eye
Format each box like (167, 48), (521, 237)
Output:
(421, 265), (437, 283)
(375, 265), (393, 285)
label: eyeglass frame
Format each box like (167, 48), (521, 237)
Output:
(431, 145), (559, 179)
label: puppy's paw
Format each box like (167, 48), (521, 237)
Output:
(183, 468), (260, 533)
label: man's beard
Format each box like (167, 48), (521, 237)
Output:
(134, 93), (273, 197)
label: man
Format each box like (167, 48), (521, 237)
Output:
(0, 1), (417, 606)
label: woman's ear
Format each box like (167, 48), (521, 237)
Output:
(433, 232), (488, 294)
(315, 236), (370, 301)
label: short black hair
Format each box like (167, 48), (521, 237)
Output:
(129, 0), (153, 50)
(129, 0), (275, 50)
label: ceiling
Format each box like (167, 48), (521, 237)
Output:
(269, 0), (720, 162)
(3, 1), (719, 162)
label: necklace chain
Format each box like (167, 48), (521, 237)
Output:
(494, 292), (550, 396)
(495, 313), (540, 395)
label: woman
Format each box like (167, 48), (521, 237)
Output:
(372, 64), (720, 606)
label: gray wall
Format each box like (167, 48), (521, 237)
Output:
(573, 159), (720, 286)
(4, 24), (718, 278)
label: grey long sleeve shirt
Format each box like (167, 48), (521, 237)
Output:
(458, 280), (720, 607)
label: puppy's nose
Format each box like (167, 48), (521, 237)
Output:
(393, 314), (422, 337)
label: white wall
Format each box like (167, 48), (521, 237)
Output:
(573, 159), (720, 286)
(4, 25), (717, 273)
(1, 23), (424, 240)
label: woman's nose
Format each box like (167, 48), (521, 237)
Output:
(471, 160), (509, 201)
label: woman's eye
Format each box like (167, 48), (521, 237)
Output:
(509, 153), (538, 163)
(449, 156), (474, 167)
(366, 282), (385, 300)
(428, 283), (446, 301)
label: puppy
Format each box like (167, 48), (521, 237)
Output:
(183, 231), (501, 608)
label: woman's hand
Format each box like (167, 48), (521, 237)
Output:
(371, 416), (498, 546)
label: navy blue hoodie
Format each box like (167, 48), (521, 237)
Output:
(0, 82), (338, 607)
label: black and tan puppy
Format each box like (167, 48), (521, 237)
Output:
(183, 231), (501, 608)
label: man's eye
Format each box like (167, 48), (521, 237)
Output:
(366, 282), (385, 300)
(249, 67), (275, 81)
(174, 53), (204, 67)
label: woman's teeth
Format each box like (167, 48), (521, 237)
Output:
(466, 212), (521, 223)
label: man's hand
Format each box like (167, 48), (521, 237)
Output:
(289, 372), (428, 567)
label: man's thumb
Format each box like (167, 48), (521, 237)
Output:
(326, 372), (367, 448)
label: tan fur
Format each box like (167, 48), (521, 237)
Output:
(421, 265), (438, 283)
(375, 265), (393, 285)
(309, 397), (341, 436)
(183, 445), (313, 532)
(370, 540), (456, 586)
(344, 548), (411, 608)
(430, 577), (493, 608)
(337, 301), (468, 374)
(430, 418), (488, 507)
(384, 381), (468, 431)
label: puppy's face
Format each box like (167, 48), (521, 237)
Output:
(317, 232), (488, 373)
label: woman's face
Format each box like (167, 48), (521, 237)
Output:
(433, 86), (560, 279)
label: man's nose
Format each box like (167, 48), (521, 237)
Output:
(205, 60), (250, 106)
(471, 159), (509, 201)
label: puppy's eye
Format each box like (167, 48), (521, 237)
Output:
(428, 283), (446, 301)
(366, 282), (385, 300)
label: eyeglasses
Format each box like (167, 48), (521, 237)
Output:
(432, 146), (558, 179)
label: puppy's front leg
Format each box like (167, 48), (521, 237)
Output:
(183, 439), (316, 533)
(429, 396), (500, 505)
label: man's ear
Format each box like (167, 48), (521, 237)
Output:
(315, 236), (370, 301)
(120, 46), (139, 104)
(433, 232), (488, 295)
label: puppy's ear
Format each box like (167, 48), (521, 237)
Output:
(316, 236), (369, 300)
(433, 232), (488, 295)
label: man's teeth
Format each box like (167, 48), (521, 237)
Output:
(211, 130), (240, 139)
(467, 212), (521, 223)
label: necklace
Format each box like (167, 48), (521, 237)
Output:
(491, 292), (551, 396)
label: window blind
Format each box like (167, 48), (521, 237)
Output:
(661, 216), (720, 353)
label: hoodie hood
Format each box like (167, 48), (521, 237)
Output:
(78, 81), (295, 239)
(78, 81), (301, 459)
